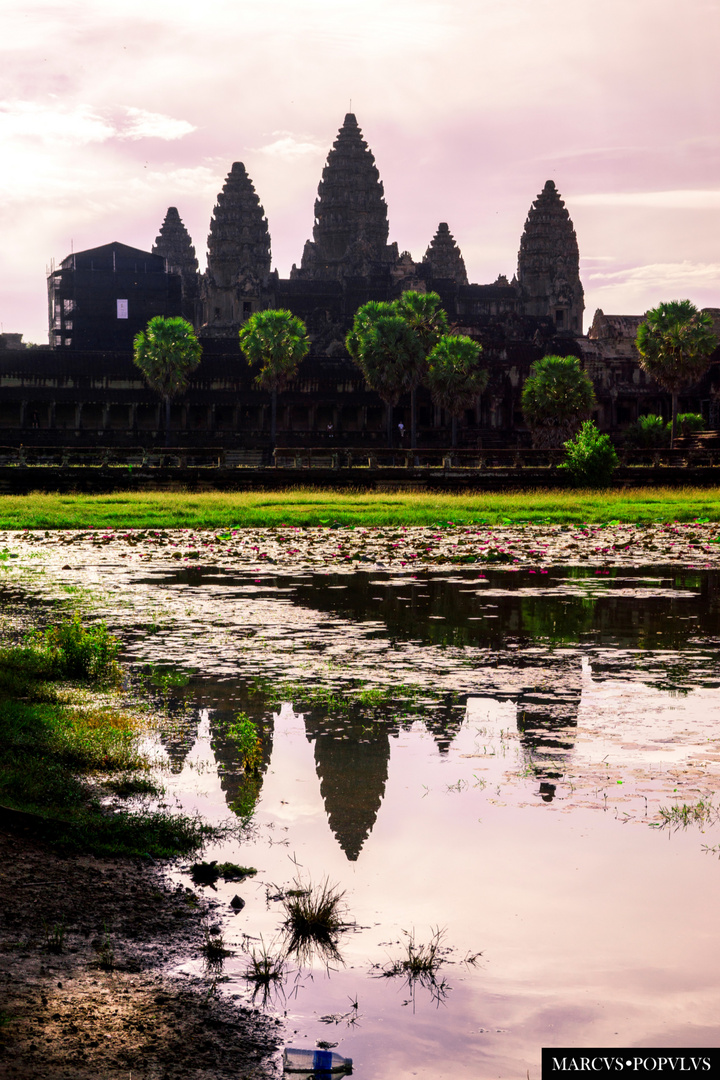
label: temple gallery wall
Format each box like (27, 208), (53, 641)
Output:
(2, 113), (719, 448)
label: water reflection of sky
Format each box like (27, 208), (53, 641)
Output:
(7, 561), (720, 1077)
(157, 681), (720, 1079)
(123, 567), (720, 1078)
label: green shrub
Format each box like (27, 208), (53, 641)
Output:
(627, 412), (704, 447)
(44, 614), (121, 684)
(226, 711), (263, 775)
(560, 421), (618, 488)
(626, 414), (670, 448)
(675, 412), (705, 437)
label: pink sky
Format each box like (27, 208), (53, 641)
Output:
(1, 0), (719, 343)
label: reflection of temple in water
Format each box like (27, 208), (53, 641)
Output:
(514, 674), (582, 783)
(303, 698), (470, 858)
(158, 703), (203, 774)
(423, 695), (466, 754)
(304, 716), (393, 861)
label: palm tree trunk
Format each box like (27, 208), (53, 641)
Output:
(671, 391), (678, 449)
(271, 389), (277, 446)
(386, 403), (393, 448)
(451, 414), (458, 448)
(410, 387), (417, 450)
(164, 395), (171, 448)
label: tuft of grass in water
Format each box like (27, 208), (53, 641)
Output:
(202, 929), (232, 971)
(377, 927), (449, 978)
(0, 486), (718, 529)
(655, 798), (717, 830)
(226, 711), (263, 774)
(373, 927), (458, 1008)
(218, 862), (257, 880)
(42, 613), (121, 685)
(104, 773), (162, 798)
(282, 877), (347, 936)
(243, 937), (286, 988)
(281, 877), (351, 965)
(191, 860), (257, 886)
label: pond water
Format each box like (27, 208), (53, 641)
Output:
(109, 565), (720, 1079)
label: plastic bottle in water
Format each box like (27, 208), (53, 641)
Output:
(283, 1046), (353, 1073)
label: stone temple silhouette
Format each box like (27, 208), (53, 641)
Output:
(46, 112), (584, 356)
(198, 112), (585, 347)
(3, 110), (716, 445)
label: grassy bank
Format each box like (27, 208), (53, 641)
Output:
(0, 615), (214, 857)
(0, 486), (718, 529)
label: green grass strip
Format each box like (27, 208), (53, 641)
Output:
(0, 486), (718, 528)
(0, 624), (215, 858)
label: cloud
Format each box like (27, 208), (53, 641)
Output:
(0, 100), (114, 144)
(255, 133), (327, 160)
(536, 145), (643, 162)
(0, 100), (195, 147)
(120, 107), (196, 141)
(588, 262), (720, 287)
(574, 190), (720, 209)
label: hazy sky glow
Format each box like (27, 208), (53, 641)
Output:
(1, 0), (719, 341)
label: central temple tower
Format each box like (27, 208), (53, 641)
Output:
(293, 113), (397, 281)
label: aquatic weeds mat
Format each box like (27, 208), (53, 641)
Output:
(3, 519), (720, 575)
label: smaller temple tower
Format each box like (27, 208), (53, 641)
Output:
(202, 163), (271, 335)
(517, 180), (584, 334)
(152, 207), (200, 327)
(422, 223), (468, 285)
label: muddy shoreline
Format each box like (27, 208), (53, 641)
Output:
(0, 566), (282, 1079)
(0, 823), (281, 1078)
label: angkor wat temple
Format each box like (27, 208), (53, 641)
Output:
(2, 112), (718, 447)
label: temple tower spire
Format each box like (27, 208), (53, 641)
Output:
(422, 222), (468, 285)
(152, 207), (200, 326)
(517, 180), (584, 334)
(295, 113), (394, 281)
(202, 162), (271, 334)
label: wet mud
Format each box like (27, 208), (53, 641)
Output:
(0, 826), (281, 1079)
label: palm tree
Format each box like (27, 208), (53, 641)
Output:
(521, 354), (596, 448)
(635, 300), (717, 447)
(238, 310), (310, 445)
(133, 316), (202, 446)
(395, 291), (449, 448)
(425, 334), (487, 447)
(346, 302), (419, 446)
